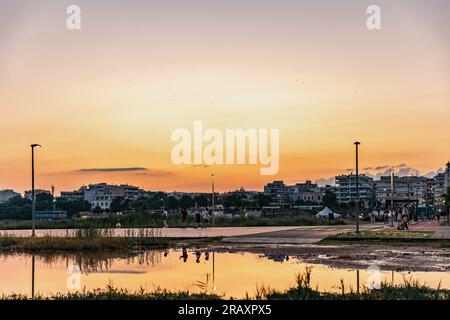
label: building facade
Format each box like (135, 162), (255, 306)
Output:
(335, 174), (374, 205)
(60, 183), (144, 210)
(292, 180), (324, 204)
(0, 190), (20, 203)
(433, 162), (450, 205)
(263, 181), (291, 208)
(375, 176), (431, 207)
(24, 189), (51, 200)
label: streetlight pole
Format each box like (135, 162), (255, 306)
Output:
(390, 169), (394, 227)
(211, 173), (216, 228)
(31, 144), (41, 237)
(354, 141), (360, 234)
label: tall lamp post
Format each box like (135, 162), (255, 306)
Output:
(354, 141), (360, 234)
(390, 169), (394, 227)
(211, 173), (216, 227)
(31, 144), (41, 237)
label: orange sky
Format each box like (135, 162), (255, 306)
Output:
(0, 1), (449, 194)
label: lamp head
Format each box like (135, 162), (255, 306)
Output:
(211, 172), (216, 177)
(31, 144), (41, 148)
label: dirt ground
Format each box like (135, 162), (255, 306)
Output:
(211, 243), (450, 272)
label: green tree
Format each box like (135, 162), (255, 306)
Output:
(179, 195), (194, 209)
(223, 194), (243, 208)
(35, 193), (54, 211)
(322, 189), (337, 208)
(193, 194), (208, 207)
(110, 197), (130, 213)
(0, 195), (31, 219)
(255, 193), (272, 208)
(167, 196), (179, 210)
(92, 206), (103, 214)
(55, 198), (91, 217)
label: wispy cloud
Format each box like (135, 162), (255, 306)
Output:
(78, 167), (147, 173)
(135, 170), (173, 177)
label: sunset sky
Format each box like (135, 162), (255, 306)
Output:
(1, 0), (449, 194)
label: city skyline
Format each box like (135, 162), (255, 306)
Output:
(2, 160), (449, 196)
(1, 0), (450, 193)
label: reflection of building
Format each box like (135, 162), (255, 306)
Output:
(375, 176), (430, 206)
(264, 181), (291, 208)
(60, 183), (144, 210)
(335, 174), (374, 205)
(24, 189), (51, 200)
(0, 190), (20, 203)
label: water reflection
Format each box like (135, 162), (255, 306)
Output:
(1, 249), (449, 299)
(31, 253), (35, 299)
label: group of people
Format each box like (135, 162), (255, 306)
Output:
(368, 206), (410, 230)
(161, 207), (214, 228)
(179, 247), (211, 263)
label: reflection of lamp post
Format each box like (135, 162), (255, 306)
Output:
(356, 269), (360, 295)
(212, 251), (216, 292)
(354, 142), (360, 234)
(211, 173), (216, 228)
(31, 144), (41, 237)
(31, 253), (35, 299)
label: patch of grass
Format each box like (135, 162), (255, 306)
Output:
(258, 268), (450, 300)
(0, 212), (345, 230)
(323, 230), (434, 243)
(2, 283), (221, 300)
(0, 229), (221, 252)
(2, 269), (449, 300)
(334, 230), (433, 239)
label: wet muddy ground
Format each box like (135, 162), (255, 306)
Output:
(211, 243), (450, 272)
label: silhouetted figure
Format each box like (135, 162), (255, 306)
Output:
(162, 208), (169, 228)
(202, 208), (209, 228)
(195, 250), (201, 263)
(195, 208), (201, 228)
(398, 206), (409, 230)
(180, 247), (188, 262)
(181, 208), (188, 227)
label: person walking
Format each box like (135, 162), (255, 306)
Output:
(202, 208), (210, 228)
(382, 210), (388, 224)
(398, 206), (409, 230)
(162, 208), (169, 228)
(181, 208), (188, 227)
(195, 207), (201, 228)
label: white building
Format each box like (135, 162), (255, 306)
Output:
(264, 181), (291, 208)
(445, 162), (450, 190)
(0, 190), (20, 203)
(433, 162), (450, 205)
(292, 180), (324, 204)
(335, 174), (374, 205)
(60, 183), (144, 210)
(24, 189), (51, 200)
(375, 176), (430, 207)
